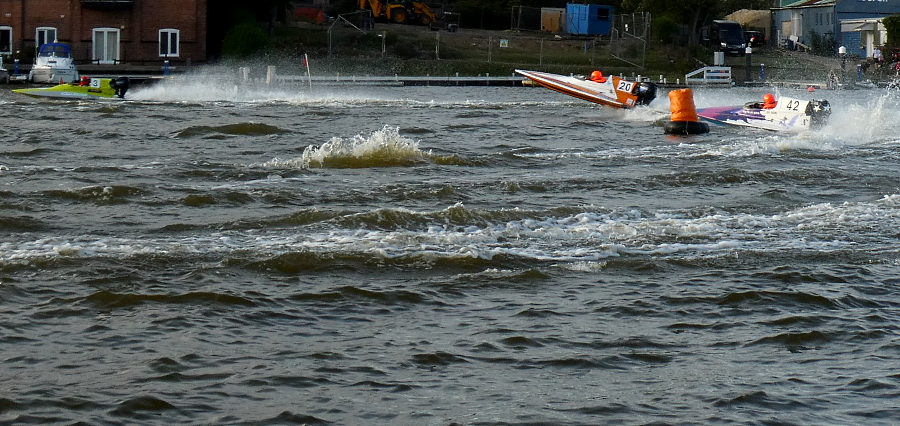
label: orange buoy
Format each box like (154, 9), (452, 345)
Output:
(664, 88), (709, 134)
(669, 88), (699, 121)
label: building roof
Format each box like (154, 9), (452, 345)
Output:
(781, 0), (835, 8)
(840, 19), (885, 32)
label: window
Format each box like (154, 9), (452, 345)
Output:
(0, 26), (11, 54)
(158, 28), (179, 57)
(597, 8), (610, 20)
(36, 27), (57, 48)
(92, 27), (120, 64)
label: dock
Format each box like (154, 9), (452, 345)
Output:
(280, 74), (526, 86)
(3, 61), (852, 90)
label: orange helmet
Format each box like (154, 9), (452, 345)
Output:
(763, 93), (776, 103)
(590, 70), (603, 81)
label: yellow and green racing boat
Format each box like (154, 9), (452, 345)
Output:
(13, 76), (130, 100)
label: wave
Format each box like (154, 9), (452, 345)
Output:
(0, 148), (53, 158)
(256, 125), (459, 169)
(303, 125), (428, 168)
(74, 289), (257, 309)
(5, 191), (900, 271)
(172, 122), (288, 138)
(0, 215), (46, 232)
(44, 185), (149, 204)
(287, 285), (428, 305)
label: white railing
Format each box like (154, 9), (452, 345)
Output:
(685, 66), (732, 84)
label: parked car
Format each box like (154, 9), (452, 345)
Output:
(705, 20), (746, 55)
(744, 30), (765, 47)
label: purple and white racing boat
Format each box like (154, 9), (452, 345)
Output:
(697, 97), (831, 133)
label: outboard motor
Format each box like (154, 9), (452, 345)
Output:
(634, 81), (658, 106)
(109, 76), (130, 98)
(806, 99), (831, 129)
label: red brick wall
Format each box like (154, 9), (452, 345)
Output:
(21, 0), (70, 40)
(0, 0), (27, 43)
(0, 0), (206, 63)
(137, 0), (206, 62)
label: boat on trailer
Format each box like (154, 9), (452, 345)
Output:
(516, 69), (658, 109)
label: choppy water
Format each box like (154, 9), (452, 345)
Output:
(2, 72), (900, 425)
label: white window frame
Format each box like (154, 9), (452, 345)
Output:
(92, 27), (120, 64)
(36, 27), (57, 48)
(0, 26), (12, 54)
(158, 28), (179, 57)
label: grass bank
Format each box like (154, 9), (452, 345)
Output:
(240, 22), (847, 84)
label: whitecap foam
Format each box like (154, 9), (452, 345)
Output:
(254, 125), (430, 169)
(7, 191), (900, 267)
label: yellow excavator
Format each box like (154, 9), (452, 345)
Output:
(358, 0), (440, 26)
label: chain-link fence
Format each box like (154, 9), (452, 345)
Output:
(323, 27), (611, 67)
(455, 34), (606, 67)
(610, 12), (651, 68)
(317, 13), (663, 76)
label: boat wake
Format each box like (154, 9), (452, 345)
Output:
(689, 89), (900, 155)
(128, 77), (388, 104)
(818, 92), (899, 145)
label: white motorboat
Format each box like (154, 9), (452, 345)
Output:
(29, 43), (79, 84)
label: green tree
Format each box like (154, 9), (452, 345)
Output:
(883, 14), (900, 50)
(808, 29), (836, 56)
(620, 0), (773, 49)
(221, 21), (271, 58)
(622, 0), (717, 48)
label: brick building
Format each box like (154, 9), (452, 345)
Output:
(0, 0), (207, 66)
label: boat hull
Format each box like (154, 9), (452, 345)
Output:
(29, 67), (79, 84)
(516, 69), (656, 109)
(696, 98), (831, 133)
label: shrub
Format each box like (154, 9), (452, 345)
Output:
(222, 22), (271, 58)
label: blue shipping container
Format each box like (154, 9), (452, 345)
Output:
(566, 4), (614, 36)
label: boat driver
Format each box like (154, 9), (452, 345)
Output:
(589, 70), (608, 83)
(762, 93), (777, 109)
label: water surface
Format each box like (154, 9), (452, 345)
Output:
(2, 74), (900, 425)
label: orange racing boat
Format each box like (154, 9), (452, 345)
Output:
(516, 69), (657, 109)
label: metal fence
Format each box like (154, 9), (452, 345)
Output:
(321, 13), (663, 73)
(610, 12), (651, 68)
(324, 26), (612, 67)
(459, 35), (607, 67)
